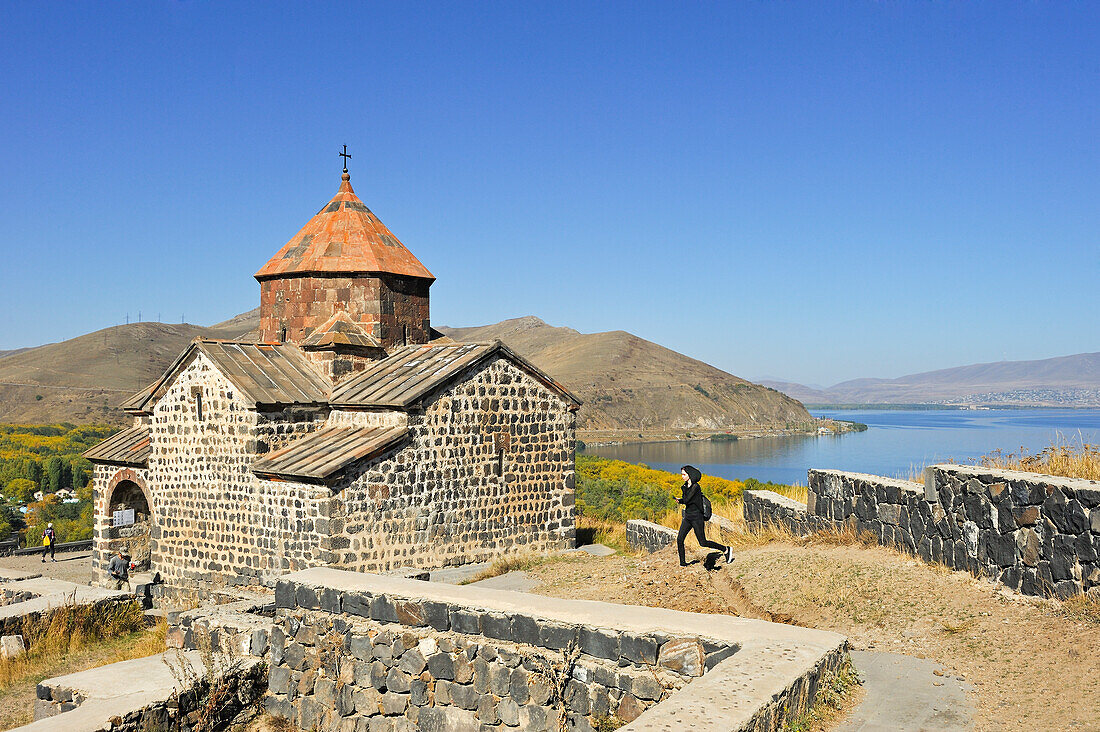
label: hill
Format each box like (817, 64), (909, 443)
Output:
(0, 317), (258, 424)
(1, 312), (810, 431)
(761, 351), (1100, 406)
(438, 317), (811, 431)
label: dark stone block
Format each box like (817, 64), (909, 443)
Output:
(422, 601), (450, 631)
(275, 580), (295, 609)
(986, 532), (1016, 567)
(511, 614), (540, 646)
(336, 683), (355, 716)
(270, 626), (286, 666)
(1076, 533), (1098, 562)
(370, 595), (399, 623)
(350, 634), (372, 662)
(283, 643), (305, 671)
(619, 633), (657, 665)
(295, 585), (318, 610)
(1051, 536), (1079, 581)
(579, 626), (619, 660)
(537, 619), (577, 651)
(1054, 579), (1082, 599)
(319, 587), (341, 614)
(342, 592), (371, 618)
(481, 612), (511, 641)
(450, 609), (480, 635)
(999, 566), (1021, 591)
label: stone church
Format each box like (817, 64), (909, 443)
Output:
(84, 165), (579, 592)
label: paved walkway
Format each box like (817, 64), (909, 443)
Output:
(20, 651), (207, 731)
(838, 651), (974, 731)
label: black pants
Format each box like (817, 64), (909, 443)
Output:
(42, 542), (54, 560)
(677, 517), (726, 564)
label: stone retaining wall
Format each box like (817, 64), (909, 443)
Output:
(167, 598), (275, 661)
(625, 520), (677, 553)
(745, 465), (1100, 599)
(264, 567), (848, 732)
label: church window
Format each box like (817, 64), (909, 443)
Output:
(191, 386), (204, 421)
(280, 327), (287, 343)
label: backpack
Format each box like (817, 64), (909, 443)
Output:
(700, 492), (713, 521)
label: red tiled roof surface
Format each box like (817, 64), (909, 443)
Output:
(255, 172), (435, 282)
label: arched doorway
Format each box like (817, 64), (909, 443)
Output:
(107, 480), (152, 571)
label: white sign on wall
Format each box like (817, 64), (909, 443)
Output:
(112, 509), (135, 527)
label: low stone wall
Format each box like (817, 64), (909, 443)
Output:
(745, 465), (1100, 599)
(167, 597), (275, 660)
(13, 540), (92, 556)
(265, 568), (848, 732)
(0, 588), (39, 607)
(625, 520), (677, 553)
(743, 490), (825, 535)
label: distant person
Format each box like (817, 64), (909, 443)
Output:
(108, 550), (129, 590)
(676, 465), (733, 567)
(41, 523), (56, 563)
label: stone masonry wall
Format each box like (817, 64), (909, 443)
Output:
(326, 356), (576, 572)
(746, 466), (1100, 599)
(266, 572), (735, 732)
(146, 351), (331, 592)
(259, 274), (430, 349)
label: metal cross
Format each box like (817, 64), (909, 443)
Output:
(340, 145), (351, 173)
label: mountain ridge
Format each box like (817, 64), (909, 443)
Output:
(761, 351), (1100, 406)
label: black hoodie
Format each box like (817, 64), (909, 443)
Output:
(678, 465), (705, 520)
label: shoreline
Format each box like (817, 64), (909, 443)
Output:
(578, 418), (865, 447)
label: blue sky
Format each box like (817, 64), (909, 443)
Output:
(1, 2), (1097, 386)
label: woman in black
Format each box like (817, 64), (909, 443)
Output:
(676, 465), (733, 566)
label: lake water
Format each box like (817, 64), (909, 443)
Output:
(581, 408), (1100, 486)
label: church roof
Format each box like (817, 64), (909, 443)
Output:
(122, 339), (330, 414)
(330, 341), (581, 409)
(254, 172), (435, 282)
(83, 425), (151, 467)
(251, 425), (408, 484)
(299, 311), (382, 350)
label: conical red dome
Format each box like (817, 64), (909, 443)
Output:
(255, 173), (434, 282)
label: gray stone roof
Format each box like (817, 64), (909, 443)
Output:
(121, 339), (330, 414)
(82, 425), (151, 466)
(329, 341), (581, 409)
(251, 425), (408, 483)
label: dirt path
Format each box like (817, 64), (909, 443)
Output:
(528, 542), (1100, 731)
(0, 552), (94, 585)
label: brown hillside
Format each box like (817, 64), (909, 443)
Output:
(0, 311), (809, 431)
(439, 317), (811, 431)
(0, 317), (257, 424)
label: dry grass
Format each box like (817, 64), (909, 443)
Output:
(461, 551), (585, 584)
(804, 522), (880, 548)
(0, 598), (148, 690)
(576, 514), (636, 555)
(0, 607), (163, 730)
(978, 440), (1100, 481)
(1058, 593), (1100, 625)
